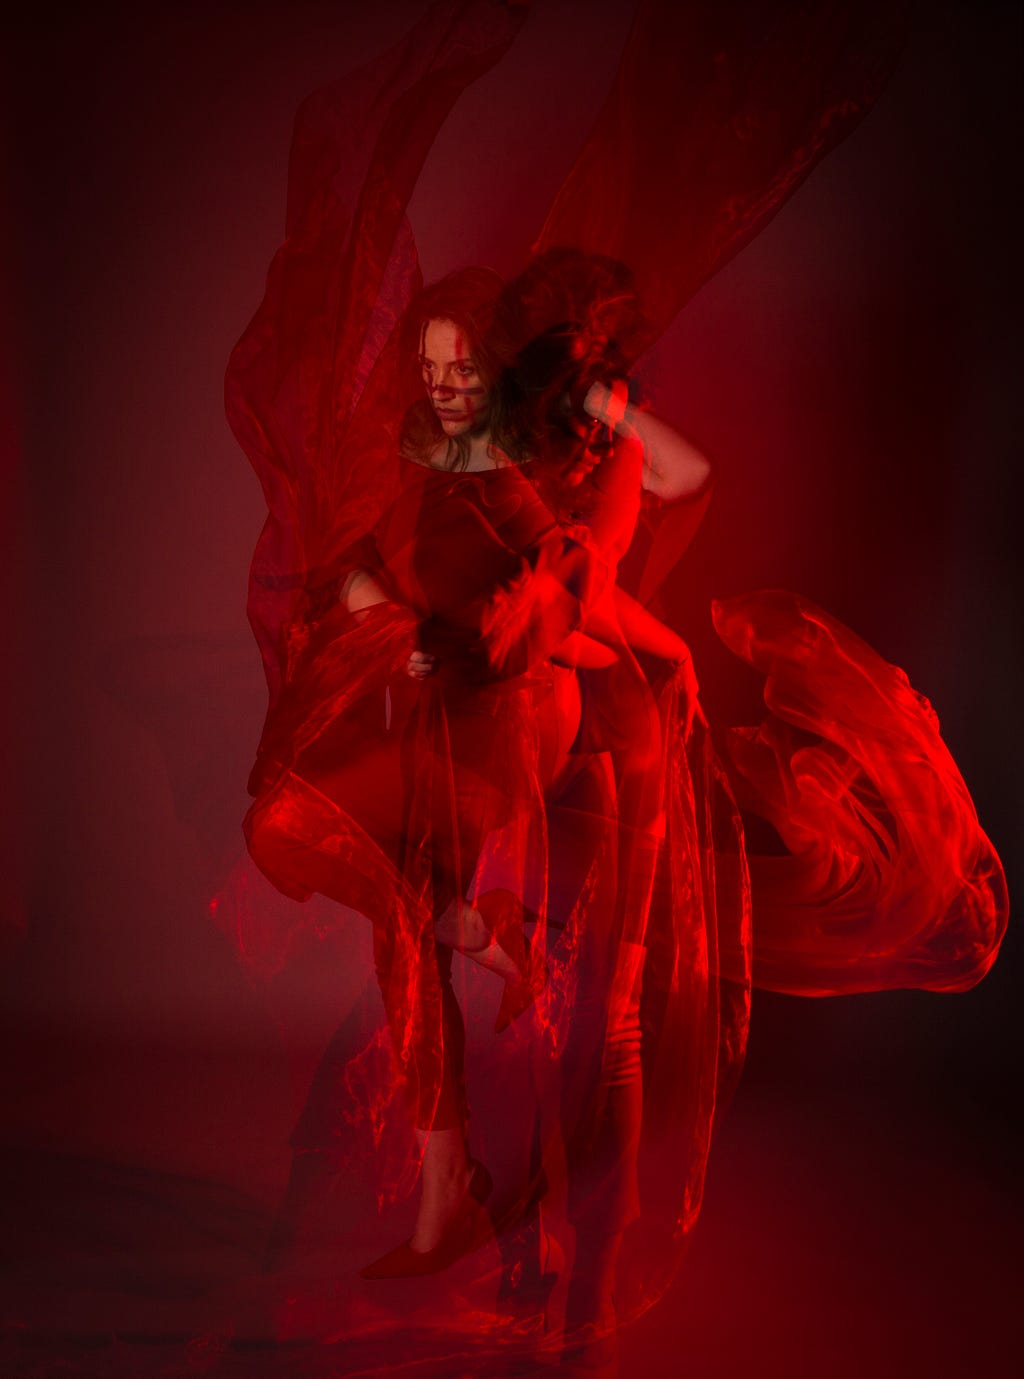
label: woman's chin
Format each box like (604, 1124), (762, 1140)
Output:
(438, 417), (470, 436)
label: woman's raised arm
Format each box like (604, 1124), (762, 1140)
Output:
(584, 380), (712, 501)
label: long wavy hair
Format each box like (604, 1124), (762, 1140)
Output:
(499, 249), (648, 494)
(398, 267), (528, 471)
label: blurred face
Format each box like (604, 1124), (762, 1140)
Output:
(419, 318), (491, 436)
(560, 406), (610, 485)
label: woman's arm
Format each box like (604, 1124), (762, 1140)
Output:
(574, 583), (689, 662)
(608, 586), (691, 664)
(592, 585), (701, 733)
(575, 580), (701, 732)
(341, 567), (392, 616)
(584, 380), (712, 501)
(340, 569), (435, 679)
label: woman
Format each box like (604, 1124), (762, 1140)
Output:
(245, 266), (730, 1379)
(481, 261), (728, 1365)
(245, 266), (627, 1278)
(227, 9), (1006, 1373)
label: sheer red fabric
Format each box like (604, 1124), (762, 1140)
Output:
(534, 0), (910, 355)
(713, 590), (1007, 997)
(220, 0), (1007, 1360)
(226, 0), (530, 712)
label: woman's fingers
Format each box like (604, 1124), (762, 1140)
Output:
(684, 693), (700, 738)
(406, 651), (438, 678)
(583, 378), (629, 427)
(666, 656), (702, 737)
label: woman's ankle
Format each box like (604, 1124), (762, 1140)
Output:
(564, 1227), (622, 1335)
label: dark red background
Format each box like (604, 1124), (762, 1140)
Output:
(4, 2), (1020, 1375)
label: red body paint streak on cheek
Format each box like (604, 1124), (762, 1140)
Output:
(453, 326), (476, 425)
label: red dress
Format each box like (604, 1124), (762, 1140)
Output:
(245, 455), (613, 1130)
(239, 441), (749, 1335)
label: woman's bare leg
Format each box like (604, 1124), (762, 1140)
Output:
(409, 1125), (472, 1252)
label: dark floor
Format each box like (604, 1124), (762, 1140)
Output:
(3, 1002), (1019, 1379)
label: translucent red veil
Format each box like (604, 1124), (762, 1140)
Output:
(220, 0), (1007, 1360)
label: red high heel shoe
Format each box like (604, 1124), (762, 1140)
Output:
(359, 1159), (494, 1279)
(496, 1207), (563, 1326)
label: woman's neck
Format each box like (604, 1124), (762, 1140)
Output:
(464, 429), (501, 470)
(430, 428), (507, 471)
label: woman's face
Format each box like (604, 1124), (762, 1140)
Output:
(560, 406), (610, 485)
(419, 317), (491, 436)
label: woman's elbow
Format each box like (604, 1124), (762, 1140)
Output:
(653, 452), (714, 502)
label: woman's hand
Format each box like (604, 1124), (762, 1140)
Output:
(668, 653), (702, 738)
(344, 567), (435, 677)
(583, 378), (631, 431)
(405, 650), (438, 679)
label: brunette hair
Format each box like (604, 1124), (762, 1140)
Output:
(503, 247), (647, 374)
(398, 267), (527, 470)
(499, 250), (647, 490)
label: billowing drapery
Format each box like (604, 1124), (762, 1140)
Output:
(221, 0), (1006, 1358)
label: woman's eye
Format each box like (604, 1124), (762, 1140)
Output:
(456, 365), (475, 378)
